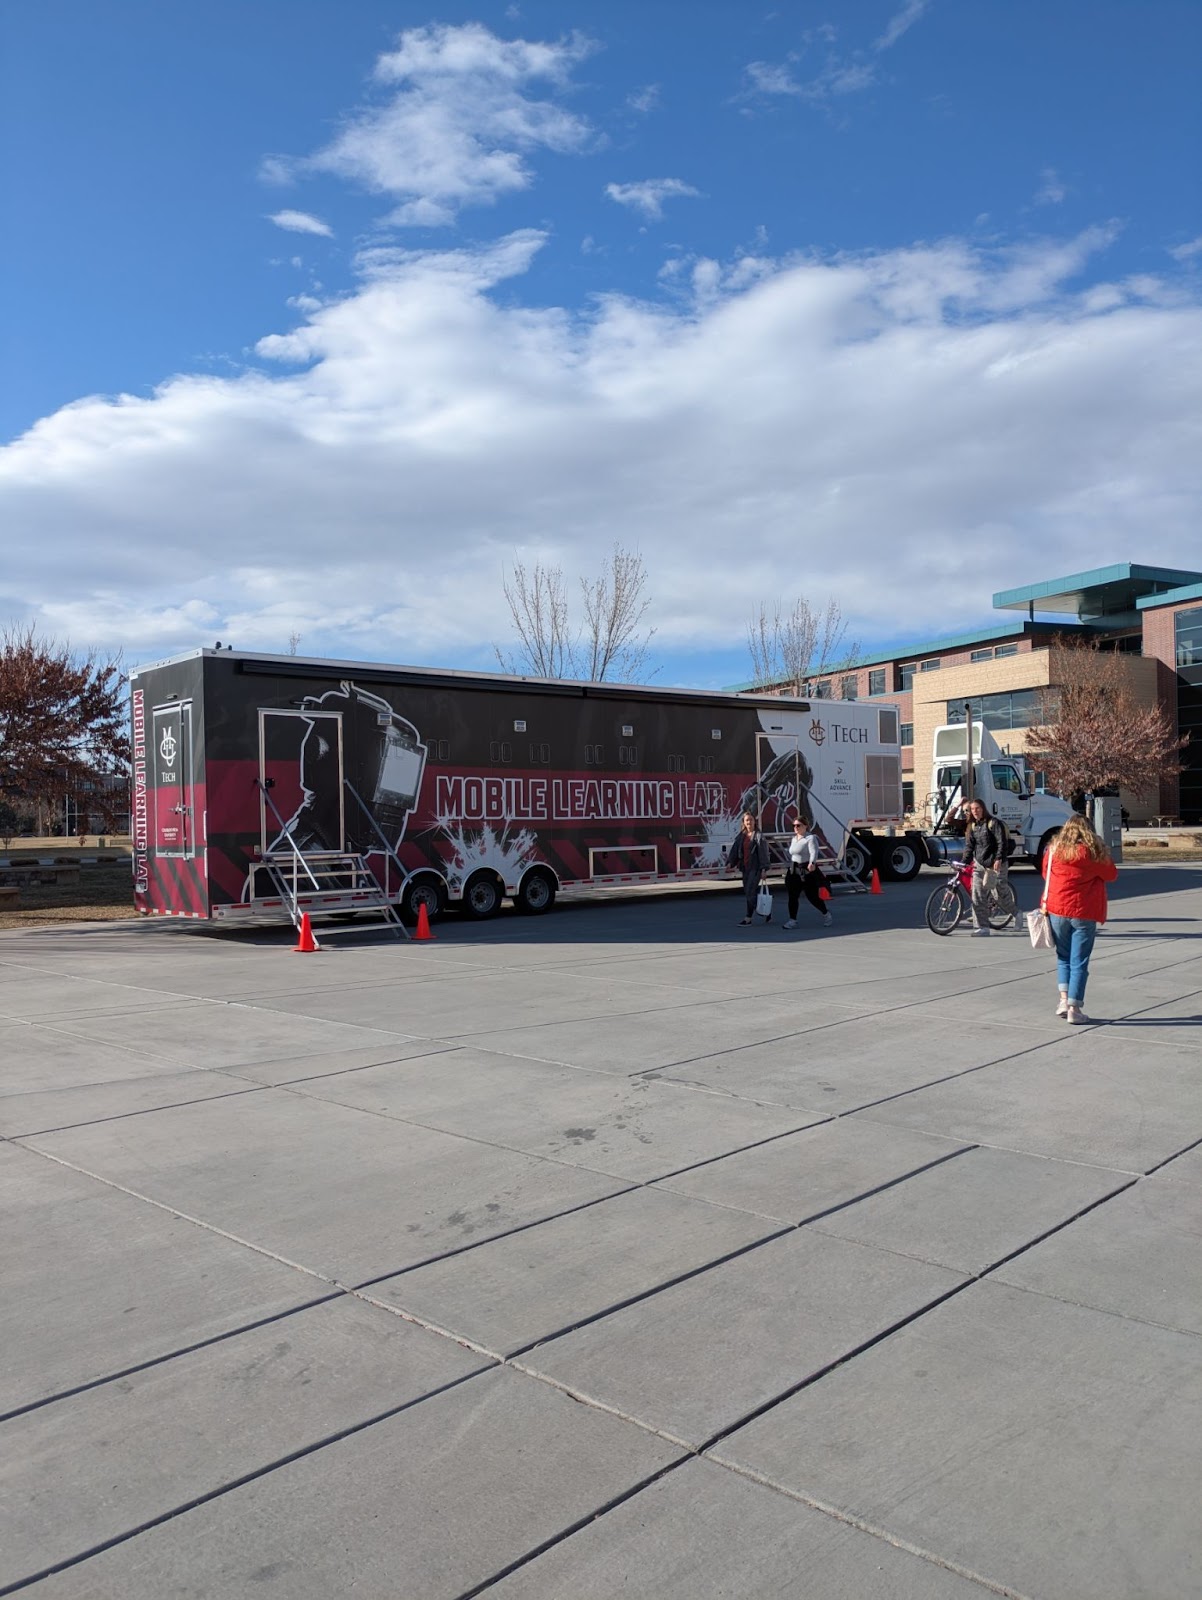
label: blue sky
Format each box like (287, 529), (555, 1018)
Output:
(2, 0), (1200, 684)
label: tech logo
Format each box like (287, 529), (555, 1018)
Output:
(159, 728), (178, 768)
(807, 718), (826, 746)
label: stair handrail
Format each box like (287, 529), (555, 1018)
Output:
(255, 781), (323, 914)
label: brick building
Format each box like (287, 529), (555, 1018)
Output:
(746, 563), (1202, 825)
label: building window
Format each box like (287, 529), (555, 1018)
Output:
(902, 781), (915, 814)
(840, 676), (857, 700)
(920, 658), (942, 672)
(1176, 606), (1202, 668)
(868, 667), (886, 696)
(814, 679), (832, 699)
(900, 722), (914, 745)
(899, 664), (915, 690)
(970, 649), (993, 663)
(994, 643), (1019, 658)
(945, 689), (1042, 731)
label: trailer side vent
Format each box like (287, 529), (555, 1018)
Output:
(877, 708), (900, 745)
(513, 720), (527, 733)
(621, 724), (634, 737)
(711, 728), (722, 740)
(865, 755), (903, 820)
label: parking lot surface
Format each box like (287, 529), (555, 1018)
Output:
(2, 865), (1201, 1598)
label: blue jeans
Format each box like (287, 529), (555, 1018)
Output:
(1049, 916), (1097, 1005)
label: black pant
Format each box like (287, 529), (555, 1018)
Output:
(786, 867), (825, 918)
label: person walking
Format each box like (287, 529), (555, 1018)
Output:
(960, 798), (1009, 937)
(783, 817), (832, 930)
(1042, 813), (1118, 1024)
(727, 810), (770, 925)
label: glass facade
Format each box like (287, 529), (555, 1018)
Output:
(1175, 608), (1202, 820)
(920, 658), (941, 672)
(900, 722), (914, 745)
(899, 664), (915, 690)
(840, 676), (857, 700)
(945, 689), (1042, 731)
(868, 668), (886, 696)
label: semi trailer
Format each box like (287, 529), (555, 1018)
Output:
(129, 648), (926, 931)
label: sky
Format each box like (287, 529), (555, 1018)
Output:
(2, 0), (1200, 687)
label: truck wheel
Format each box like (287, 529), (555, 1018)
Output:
(877, 838), (922, 882)
(843, 836), (871, 880)
(400, 875), (445, 926)
(516, 869), (556, 915)
(461, 871), (503, 919)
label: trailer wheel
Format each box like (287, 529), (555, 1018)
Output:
(400, 875), (445, 926)
(461, 871), (503, 920)
(842, 836), (872, 880)
(516, 869), (556, 915)
(876, 838), (922, 882)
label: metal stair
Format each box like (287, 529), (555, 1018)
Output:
(254, 780), (409, 946)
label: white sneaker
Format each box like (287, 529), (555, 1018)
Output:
(970, 928), (991, 937)
(1067, 1006), (1092, 1025)
(783, 919), (797, 930)
(822, 914), (833, 927)
(1056, 995), (1069, 1017)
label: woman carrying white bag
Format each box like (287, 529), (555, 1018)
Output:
(1028, 814), (1118, 1025)
(727, 811), (773, 926)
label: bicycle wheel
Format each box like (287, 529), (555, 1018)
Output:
(925, 883), (965, 935)
(988, 881), (1017, 930)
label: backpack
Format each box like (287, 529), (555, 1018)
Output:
(992, 817), (1015, 859)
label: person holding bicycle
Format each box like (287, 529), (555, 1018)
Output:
(961, 799), (1009, 937)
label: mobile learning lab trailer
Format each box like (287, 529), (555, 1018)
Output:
(129, 649), (911, 929)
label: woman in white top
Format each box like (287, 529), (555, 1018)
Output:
(785, 817), (833, 930)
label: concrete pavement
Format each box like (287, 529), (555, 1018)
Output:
(2, 863), (1200, 1597)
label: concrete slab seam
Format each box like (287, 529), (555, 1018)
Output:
(0, 1291), (346, 1425)
(0, 1361), (497, 1598)
(696, 1461), (1038, 1600)
(1147, 1129), (1202, 1178)
(5, 1082), (271, 1139)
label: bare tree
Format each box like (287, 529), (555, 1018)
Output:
(1026, 635), (1186, 800)
(496, 544), (657, 682)
(747, 597), (857, 696)
(578, 546), (656, 683)
(288, 632), (302, 656)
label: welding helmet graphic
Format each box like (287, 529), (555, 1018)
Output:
(301, 682), (427, 853)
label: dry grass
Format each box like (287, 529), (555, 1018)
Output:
(0, 861), (140, 930)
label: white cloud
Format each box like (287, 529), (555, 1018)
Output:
(1169, 235), (1202, 262)
(874, 0), (932, 52)
(2, 228), (1200, 680)
(1035, 167), (1067, 206)
(605, 178), (702, 221)
(267, 209), (334, 237)
(747, 2), (932, 107)
(273, 22), (595, 226)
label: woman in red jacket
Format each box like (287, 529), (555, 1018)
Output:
(1042, 814), (1119, 1025)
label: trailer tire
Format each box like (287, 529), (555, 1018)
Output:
(461, 871), (504, 920)
(876, 837), (922, 882)
(400, 875), (445, 926)
(516, 869), (556, 915)
(843, 835), (872, 881)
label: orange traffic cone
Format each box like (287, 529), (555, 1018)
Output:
(414, 902), (436, 941)
(870, 868), (883, 895)
(293, 913), (318, 952)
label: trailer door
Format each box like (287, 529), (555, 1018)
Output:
(151, 701), (196, 858)
(258, 709), (345, 854)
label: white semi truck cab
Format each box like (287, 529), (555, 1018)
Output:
(923, 721), (1075, 867)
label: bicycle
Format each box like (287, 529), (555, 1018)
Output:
(924, 860), (1017, 935)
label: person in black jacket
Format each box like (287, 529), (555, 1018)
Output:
(960, 798), (1009, 937)
(727, 810), (771, 925)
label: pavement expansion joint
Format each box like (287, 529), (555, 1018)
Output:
(0, 1364), (493, 1600)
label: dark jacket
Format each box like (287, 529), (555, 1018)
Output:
(961, 816), (1007, 869)
(726, 829), (770, 879)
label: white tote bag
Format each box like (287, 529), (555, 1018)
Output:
(755, 887), (773, 918)
(1026, 908), (1054, 950)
